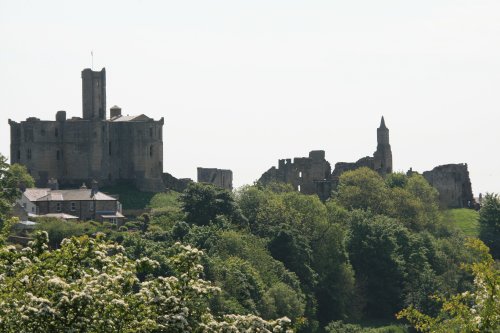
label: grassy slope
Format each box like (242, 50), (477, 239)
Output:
(442, 208), (480, 237)
(100, 182), (155, 210)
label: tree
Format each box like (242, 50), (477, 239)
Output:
(0, 231), (292, 333)
(180, 183), (246, 226)
(479, 193), (500, 259)
(346, 212), (408, 318)
(398, 239), (500, 333)
(0, 155), (34, 217)
(335, 167), (391, 215)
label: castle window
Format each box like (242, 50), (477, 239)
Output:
(299, 171), (302, 178)
(56, 150), (60, 160)
(17, 150), (20, 161)
(56, 202), (61, 212)
(27, 148), (32, 160)
(41, 129), (45, 136)
(149, 145), (153, 157)
(159, 128), (162, 139)
(55, 128), (58, 137)
(298, 185), (301, 192)
(70, 202), (76, 211)
(149, 127), (153, 137)
(109, 142), (112, 155)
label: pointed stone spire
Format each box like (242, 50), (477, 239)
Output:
(379, 116), (387, 129)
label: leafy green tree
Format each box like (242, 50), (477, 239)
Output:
(180, 183), (247, 226)
(346, 211), (408, 318)
(335, 167), (391, 215)
(398, 239), (500, 333)
(479, 193), (500, 258)
(0, 231), (292, 332)
(0, 155), (34, 217)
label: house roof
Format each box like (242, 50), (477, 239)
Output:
(24, 188), (117, 202)
(23, 188), (50, 201)
(108, 114), (151, 122)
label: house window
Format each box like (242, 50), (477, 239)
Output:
(56, 202), (61, 212)
(71, 202), (76, 211)
(89, 201), (94, 211)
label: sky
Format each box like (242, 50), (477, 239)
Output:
(1, 0), (499, 195)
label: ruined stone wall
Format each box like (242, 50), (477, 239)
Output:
(162, 172), (192, 192)
(197, 168), (233, 190)
(258, 150), (332, 200)
(422, 164), (474, 208)
(331, 156), (375, 189)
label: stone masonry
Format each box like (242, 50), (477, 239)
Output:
(9, 68), (165, 192)
(197, 167), (233, 190)
(422, 164), (474, 208)
(259, 117), (393, 201)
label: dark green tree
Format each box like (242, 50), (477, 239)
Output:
(479, 193), (500, 259)
(180, 182), (246, 226)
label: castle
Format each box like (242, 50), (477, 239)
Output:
(258, 118), (474, 208)
(259, 117), (393, 201)
(9, 68), (165, 192)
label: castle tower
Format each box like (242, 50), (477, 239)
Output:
(373, 116), (392, 176)
(82, 68), (106, 120)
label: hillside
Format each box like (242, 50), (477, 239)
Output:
(442, 208), (480, 237)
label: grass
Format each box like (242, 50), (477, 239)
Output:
(100, 181), (156, 210)
(442, 208), (480, 237)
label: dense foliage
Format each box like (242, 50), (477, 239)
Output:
(3, 158), (499, 332)
(479, 193), (500, 259)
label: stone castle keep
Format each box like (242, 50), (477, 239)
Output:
(9, 68), (165, 192)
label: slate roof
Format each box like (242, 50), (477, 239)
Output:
(24, 188), (117, 202)
(108, 114), (151, 122)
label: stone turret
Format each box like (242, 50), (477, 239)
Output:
(373, 116), (392, 176)
(82, 68), (106, 120)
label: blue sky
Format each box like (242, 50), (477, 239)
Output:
(1, 0), (499, 194)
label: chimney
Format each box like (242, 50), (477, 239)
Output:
(48, 178), (59, 190)
(91, 179), (99, 195)
(110, 105), (122, 118)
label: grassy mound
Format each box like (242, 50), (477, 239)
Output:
(442, 208), (480, 237)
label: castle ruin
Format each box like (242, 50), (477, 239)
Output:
(422, 164), (474, 208)
(258, 117), (474, 208)
(259, 117), (393, 201)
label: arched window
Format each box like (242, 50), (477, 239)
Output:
(149, 145), (153, 157)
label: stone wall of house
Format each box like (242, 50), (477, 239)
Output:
(34, 199), (118, 220)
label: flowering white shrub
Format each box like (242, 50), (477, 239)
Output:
(0, 229), (292, 333)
